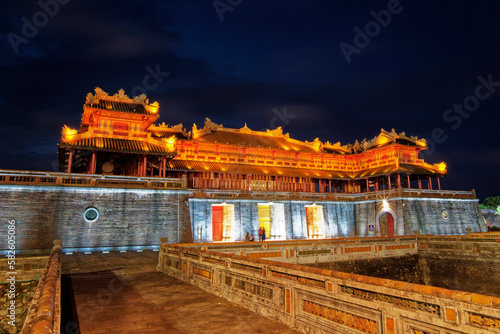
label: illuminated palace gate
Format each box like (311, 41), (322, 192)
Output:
(54, 89), (485, 243)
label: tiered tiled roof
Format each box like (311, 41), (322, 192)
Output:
(58, 89), (447, 179)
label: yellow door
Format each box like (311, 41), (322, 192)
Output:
(258, 204), (271, 239)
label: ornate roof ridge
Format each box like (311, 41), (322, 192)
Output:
(192, 119), (323, 150)
(361, 128), (427, 151)
(149, 122), (191, 137)
(85, 87), (159, 113)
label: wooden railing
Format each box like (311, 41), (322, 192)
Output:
(0, 169), (476, 200)
(0, 169), (185, 190)
(192, 187), (477, 201)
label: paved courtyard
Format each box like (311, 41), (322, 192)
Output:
(61, 251), (300, 334)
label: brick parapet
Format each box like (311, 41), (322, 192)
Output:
(159, 236), (500, 333)
(21, 241), (62, 334)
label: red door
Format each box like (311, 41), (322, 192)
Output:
(387, 213), (394, 237)
(212, 206), (223, 241)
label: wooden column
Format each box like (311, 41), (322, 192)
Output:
(375, 177), (379, 191)
(67, 149), (74, 173)
(89, 151), (96, 174)
(418, 176), (422, 189)
(142, 156), (147, 177)
(397, 173), (401, 188)
(387, 175), (391, 190)
(365, 178), (369, 192)
(437, 176), (441, 190)
(407, 174), (411, 189)
(428, 176), (433, 190)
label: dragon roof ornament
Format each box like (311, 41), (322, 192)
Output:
(85, 87), (153, 106)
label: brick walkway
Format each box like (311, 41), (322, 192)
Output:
(61, 251), (300, 334)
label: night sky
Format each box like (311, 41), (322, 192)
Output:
(1, 1), (499, 200)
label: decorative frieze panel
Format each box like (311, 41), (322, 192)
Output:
(345, 246), (372, 253)
(402, 317), (464, 334)
(385, 244), (410, 250)
(271, 269), (324, 289)
(424, 243), (463, 250)
(302, 299), (377, 334)
(224, 272), (273, 304)
(468, 312), (500, 330)
(192, 266), (212, 280)
(341, 285), (441, 316)
(166, 257), (182, 270)
(297, 249), (331, 256)
(246, 251), (282, 259)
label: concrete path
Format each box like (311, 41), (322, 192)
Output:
(61, 251), (301, 334)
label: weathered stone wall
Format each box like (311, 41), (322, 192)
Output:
(189, 199), (358, 242)
(0, 183), (484, 252)
(397, 198), (485, 235)
(310, 255), (425, 285)
(417, 235), (500, 298)
(0, 280), (38, 333)
(418, 255), (500, 297)
(189, 197), (484, 242)
(0, 256), (48, 282)
(0, 185), (192, 252)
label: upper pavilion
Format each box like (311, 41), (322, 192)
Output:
(58, 88), (447, 193)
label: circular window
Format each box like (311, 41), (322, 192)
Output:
(84, 207), (99, 223)
(442, 210), (449, 220)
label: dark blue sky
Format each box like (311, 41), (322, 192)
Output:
(1, 1), (499, 199)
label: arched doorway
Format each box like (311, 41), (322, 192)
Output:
(378, 212), (395, 237)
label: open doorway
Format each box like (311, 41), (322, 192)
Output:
(212, 203), (234, 241)
(378, 211), (395, 237)
(305, 204), (325, 238)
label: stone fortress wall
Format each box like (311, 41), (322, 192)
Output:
(0, 169), (485, 253)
